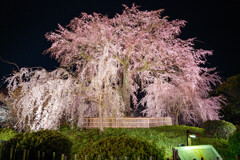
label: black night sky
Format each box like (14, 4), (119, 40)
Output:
(0, 0), (239, 84)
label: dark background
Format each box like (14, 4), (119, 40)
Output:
(0, 0), (239, 84)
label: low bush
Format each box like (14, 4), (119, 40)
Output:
(1, 129), (72, 160)
(235, 124), (240, 131)
(0, 128), (16, 145)
(77, 136), (165, 160)
(201, 120), (236, 139)
(228, 130), (240, 158)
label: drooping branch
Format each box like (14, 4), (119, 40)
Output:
(0, 56), (20, 71)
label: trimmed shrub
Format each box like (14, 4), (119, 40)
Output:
(77, 136), (165, 160)
(201, 120), (236, 139)
(0, 128), (16, 144)
(2, 129), (72, 160)
(228, 130), (240, 158)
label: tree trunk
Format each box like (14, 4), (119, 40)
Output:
(98, 95), (104, 132)
(175, 114), (178, 125)
(175, 113), (180, 125)
(121, 67), (131, 116)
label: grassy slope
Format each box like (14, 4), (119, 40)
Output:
(59, 125), (234, 159)
(0, 125), (235, 159)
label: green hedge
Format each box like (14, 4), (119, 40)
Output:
(1, 129), (72, 160)
(228, 130), (240, 158)
(77, 136), (165, 160)
(201, 120), (236, 139)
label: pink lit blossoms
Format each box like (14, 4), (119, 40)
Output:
(5, 4), (223, 130)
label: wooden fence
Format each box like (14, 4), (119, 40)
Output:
(0, 147), (171, 160)
(83, 117), (172, 128)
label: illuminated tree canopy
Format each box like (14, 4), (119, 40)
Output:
(3, 4), (222, 130)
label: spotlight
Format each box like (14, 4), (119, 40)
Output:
(187, 130), (200, 146)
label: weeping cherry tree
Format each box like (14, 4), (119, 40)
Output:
(4, 4), (223, 130)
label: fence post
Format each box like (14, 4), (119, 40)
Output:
(61, 154), (64, 160)
(10, 147), (13, 160)
(149, 156), (152, 160)
(74, 154), (77, 160)
(173, 149), (179, 160)
(42, 152), (45, 160)
(125, 156), (127, 160)
(13, 148), (16, 160)
(26, 150), (30, 160)
(137, 156), (140, 160)
(148, 118), (150, 128)
(116, 118), (118, 128)
(23, 149), (26, 160)
(84, 155), (87, 160)
(0, 146), (2, 160)
(52, 152), (55, 160)
(37, 151), (40, 160)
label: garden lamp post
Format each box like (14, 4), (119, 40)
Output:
(187, 130), (200, 146)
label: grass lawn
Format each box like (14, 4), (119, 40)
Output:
(0, 125), (236, 159)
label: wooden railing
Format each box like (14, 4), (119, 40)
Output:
(83, 117), (172, 128)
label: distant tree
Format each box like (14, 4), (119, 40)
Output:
(0, 93), (11, 128)
(216, 74), (240, 125)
